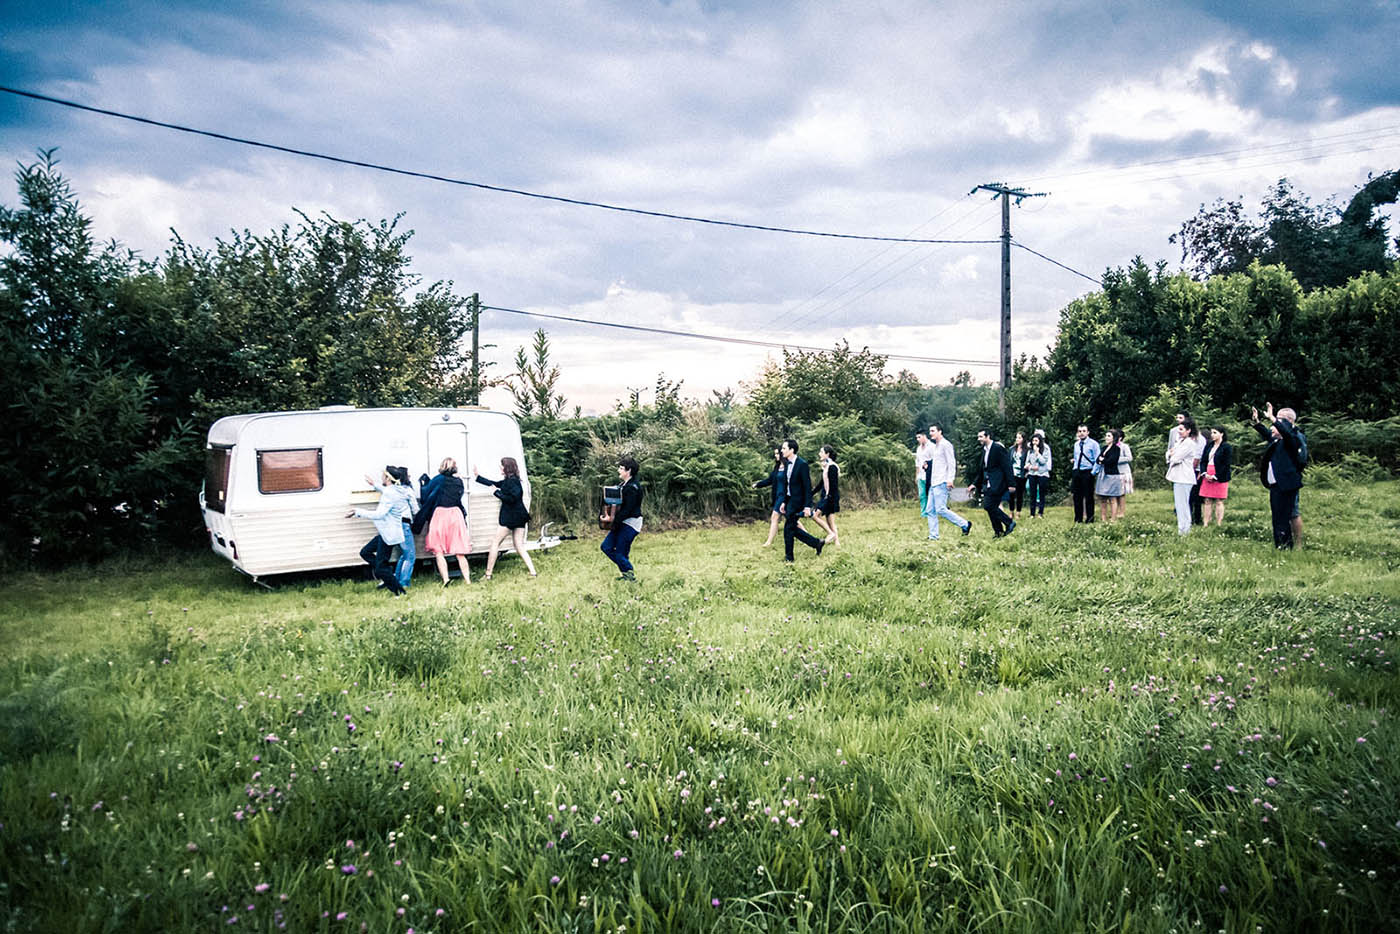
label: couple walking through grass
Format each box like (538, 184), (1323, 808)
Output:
(753, 439), (841, 562)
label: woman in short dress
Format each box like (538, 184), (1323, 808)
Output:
(752, 447), (787, 547)
(416, 457), (471, 586)
(1198, 426), (1233, 526)
(1095, 428), (1125, 521)
(474, 457), (537, 579)
(812, 445), (841, 546)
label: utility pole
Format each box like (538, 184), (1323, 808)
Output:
(469, 292), (481, 405)
(971, 183), (1046, 414)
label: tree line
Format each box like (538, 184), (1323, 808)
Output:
(2, 150), (1395, 564)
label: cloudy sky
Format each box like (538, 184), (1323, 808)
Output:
(3, 0), (1398, 413)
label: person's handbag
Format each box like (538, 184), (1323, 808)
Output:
(599, 485), (622, 531)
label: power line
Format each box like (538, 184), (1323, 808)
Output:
(0, 84), (1000, 246)
(1024, 123), (1400, 187)
(1011, 242), (1101, 285)
(481, 304), (1000, 367)
(773, 193), (975, 327)
(1045, 134), (1400, 196)
(784, 198), (993, 329)
(793, 204), (996, 328)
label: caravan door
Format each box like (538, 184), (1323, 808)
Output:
(427, 421), (469, 479)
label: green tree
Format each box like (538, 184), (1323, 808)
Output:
(746, 342), (897, 437)
(508, 328), (567, 419)
(1038, 259), (1206, 431)
(1198, 263), (1308, 413)
(1302, 267), (1400, 419)
(0, 151), (195, 562)
(162, 210), (476, 425)
(1172, 172), (1399, 291)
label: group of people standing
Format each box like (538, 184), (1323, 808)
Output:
(1164, 412), (1233, 535)
(349, 456), (537, 595)
(910, 405), (1307, 549)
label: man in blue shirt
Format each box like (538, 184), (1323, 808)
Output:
(1069, 424), (1101, 523)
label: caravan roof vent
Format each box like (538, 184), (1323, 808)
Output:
(319, 405), (356, 412)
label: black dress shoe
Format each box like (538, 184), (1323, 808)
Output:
(962, 520), (972, 536)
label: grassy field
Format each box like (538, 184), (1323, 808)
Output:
(1, 481), (1397, 933)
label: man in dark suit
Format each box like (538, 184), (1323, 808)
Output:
(779, 438), (825, 563)
(967, 428), (1017, 537)
(1251, 403), (1306, 549)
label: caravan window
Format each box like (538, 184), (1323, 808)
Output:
(205, 446), (232, 513)
(257, 448), (323, 494)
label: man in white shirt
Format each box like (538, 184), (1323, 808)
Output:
(925, 423), (972, 540)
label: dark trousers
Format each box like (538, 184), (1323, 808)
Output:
(1190, 479), (1205, 525)
(1027, 476), (1047, 516)
(784, 512), (823, 561)
(1269, 488), (1298, 549)
(359, 535), (404, 594)
(983, 496), (1014, 535)
(1071, 470), (1096, 522)
(1007, 477), (1025, 513)
(601, 524), (639, 572)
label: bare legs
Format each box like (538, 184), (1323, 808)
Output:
(1112, 495), (1126, 521)
(512, 528), (538, 575)
(485, 527), (537, 578)
(1097, 496), (1114, 522)
(434, 553), (470, 584)
(1207, 499), (1225, 526)
(762, 511), (780, 547)
(814, 511), (839, 545)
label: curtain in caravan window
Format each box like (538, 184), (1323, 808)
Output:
(205, 447), (232, 512)
(257, 448), (323, 494)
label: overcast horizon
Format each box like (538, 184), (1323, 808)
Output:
(3, 0), (1398, 414)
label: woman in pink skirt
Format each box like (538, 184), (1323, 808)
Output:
(414, 457), (472, 585)
(1198, 426), (1233, 526)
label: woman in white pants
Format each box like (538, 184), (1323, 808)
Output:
(1165, 417), (1201, 535)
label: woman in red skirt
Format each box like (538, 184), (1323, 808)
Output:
(415, 457), (472, 585)
(1198, 426), (1233, 526)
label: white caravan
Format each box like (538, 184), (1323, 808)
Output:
(200, 406), (560, 583)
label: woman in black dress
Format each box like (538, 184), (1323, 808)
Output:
(752, 447), (787, 547)
(473, 456), (537, 579)
(812, 444), (841, 546)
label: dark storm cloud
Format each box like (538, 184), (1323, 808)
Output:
(1181, 0), (1400, 116)
(1086, 129), (1229, 167)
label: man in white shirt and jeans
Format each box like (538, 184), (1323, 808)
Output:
(925, 423), (972, 540)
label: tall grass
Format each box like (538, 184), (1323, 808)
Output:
(1, 481), (1397, 932)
